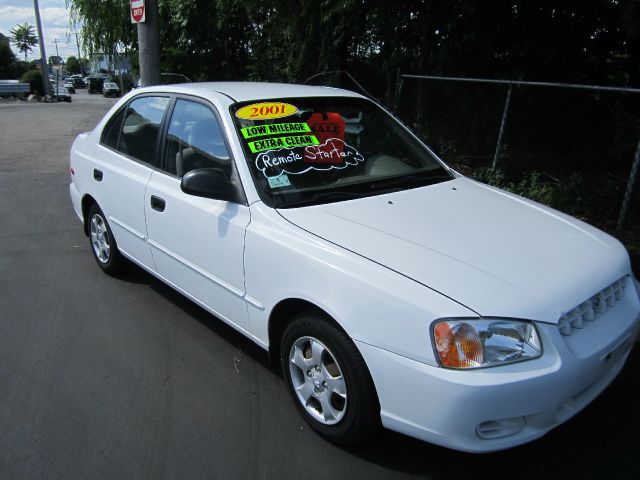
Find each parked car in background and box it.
[88,77,105,95]
[134,72,192,89]
[63,80,75,94]
[102,82,121,98]
[159,73,191,85]
[71,77,86,89]
[68,82,640,453]
[52,86,72,103]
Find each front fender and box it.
[244,203,475,366]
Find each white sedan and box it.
[69,82,640,452]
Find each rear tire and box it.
[87,204,126,275]
[281,311,380,445]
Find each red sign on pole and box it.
[131,0,145,24]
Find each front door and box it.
[144,98,252,333]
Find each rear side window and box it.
[101,108,125,148]
[102,96,170,167]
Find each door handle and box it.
[150,195,166,212]
[93,168,103,181]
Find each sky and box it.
[0,0,79,61]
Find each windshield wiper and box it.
[274,190,370,208]
[272,170,452,208]
[368,171,452,192]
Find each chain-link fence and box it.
[395,75,640,237]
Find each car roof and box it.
[137,82,364,102]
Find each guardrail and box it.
[0,82,30,96]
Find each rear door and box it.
[91,94,170,270]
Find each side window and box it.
[163,99,230,177]
[117,96,170,167]
[101,107,125,148]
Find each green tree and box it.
[158,0,253,80]
[0,32,19,78]
[20,69,44,94]
[66,55,81,74]
[9,23,39,62]
[66,0,640,92]
[67,0,135,57]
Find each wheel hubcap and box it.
[90,213,111,264]
[289,336,347,425]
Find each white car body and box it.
[69,82,640,452]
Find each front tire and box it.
[281,311,380,445]
[87,204,126,275]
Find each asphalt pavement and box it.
[1,90,639,479]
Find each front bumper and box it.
[357,284,640,452]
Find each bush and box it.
[13,60,32,79]
[20,69,45,95]
[472,167,639,274]
[472,167,584,215]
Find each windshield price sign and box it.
[131,0,145,23]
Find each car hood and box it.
[277,177,630,322]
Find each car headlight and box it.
[432,319,541,369]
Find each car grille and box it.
[558,276,628,336]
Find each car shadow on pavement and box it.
[345,347,640,478]
[112,263,640,478]
[122,263,281,376]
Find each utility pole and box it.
[71,31,84,76]
[52,38,60,58]
[53,38,62,86]
[116,48,124,91]
[33,0,52,97]
[135,0,161,86]
[52,38,60,84]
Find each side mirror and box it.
[180,168,237,202]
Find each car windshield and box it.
[230,96,452,208]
